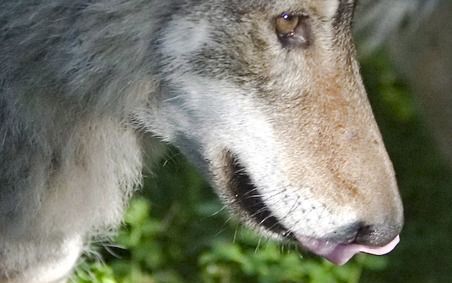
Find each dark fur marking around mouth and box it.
[226,152,293,239]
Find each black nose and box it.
[330,222,403,247]
[354,223,403,246]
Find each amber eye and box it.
[275,12,311,48]
[275,13,300,37]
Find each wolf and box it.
[0,1,404,282]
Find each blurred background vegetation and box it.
[73,51,452,283]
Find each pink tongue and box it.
[298,235,400,265]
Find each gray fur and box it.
[1,1,162,281]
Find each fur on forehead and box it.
[228,0,347,19]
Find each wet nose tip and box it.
[354,222,403,247]
[331,221,403,247]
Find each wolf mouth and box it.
[224,151,294,239]
[223,151,400,265]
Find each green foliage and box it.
[73,157,386,283]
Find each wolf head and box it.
[136,0,403,265]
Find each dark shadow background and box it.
[360,53,452,283]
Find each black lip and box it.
[225,152,294,239]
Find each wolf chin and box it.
[0,1,404,282]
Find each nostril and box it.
[328,222,363,244]
[354,224,374,244]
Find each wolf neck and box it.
[0,104,145,238]
[0,0,177,238]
